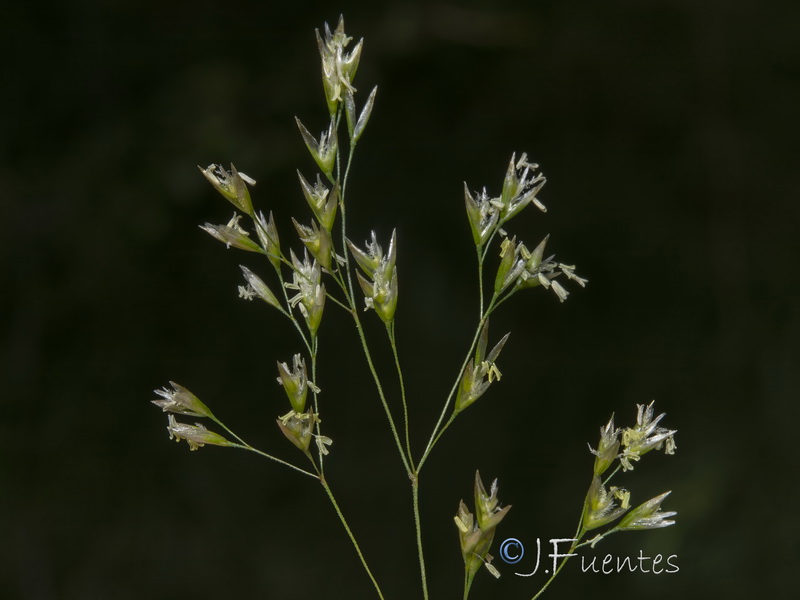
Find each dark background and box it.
[3,0,798,599]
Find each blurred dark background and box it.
[3,0,798,598]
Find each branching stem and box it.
[320,475,387,600]
[388,321,414,470]
[412,478,429,600]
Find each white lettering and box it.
[549,539,578,575]
[515,537,542,577]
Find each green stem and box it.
[325,289,352,312]
[330,264,356,308]
[418,296,497,473]
[339,133,361,310]
[418,226,504,473]
[273,268,314,356]
[602,464,622,487]
[418,413,455,472]
[412,478,429,600]
[342,140,356,198]
[490,288,516,313]
[388,321,414,470]
[337,140,411,476]
[479,226,501,264]
[320,475,386,600]
[352,309,413,475]
[575,529,617,550]
[339,145,358,310]
[477,245,484,318]
[227,442,318,479]
[311,335,325,472]
[530,482,593,599]
[463,569,476,600]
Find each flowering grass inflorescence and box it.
[152,16,677,600]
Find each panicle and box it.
[200,214,264,254]
[316,16,363,114]
[255,211,281,269]
[499,152,547,221]
[582,476,629,531]
[619,401,677,471]
[590,415,620,476]
[239,265,281,309]
[152,382,213,418]
[614,492,677,531]
[454,471,510,579]
[298,171,339,232]
[454,321,510,413]
[464,185,499,247]
[277,353,312,414]
[198,163,255,216]
[344,86,378,142]
[277,409,320,455]
[166,415,231,451]
[296,117,339,176]
[293,217,334,270]
[285,250,326,336]
[348,230,399,323]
